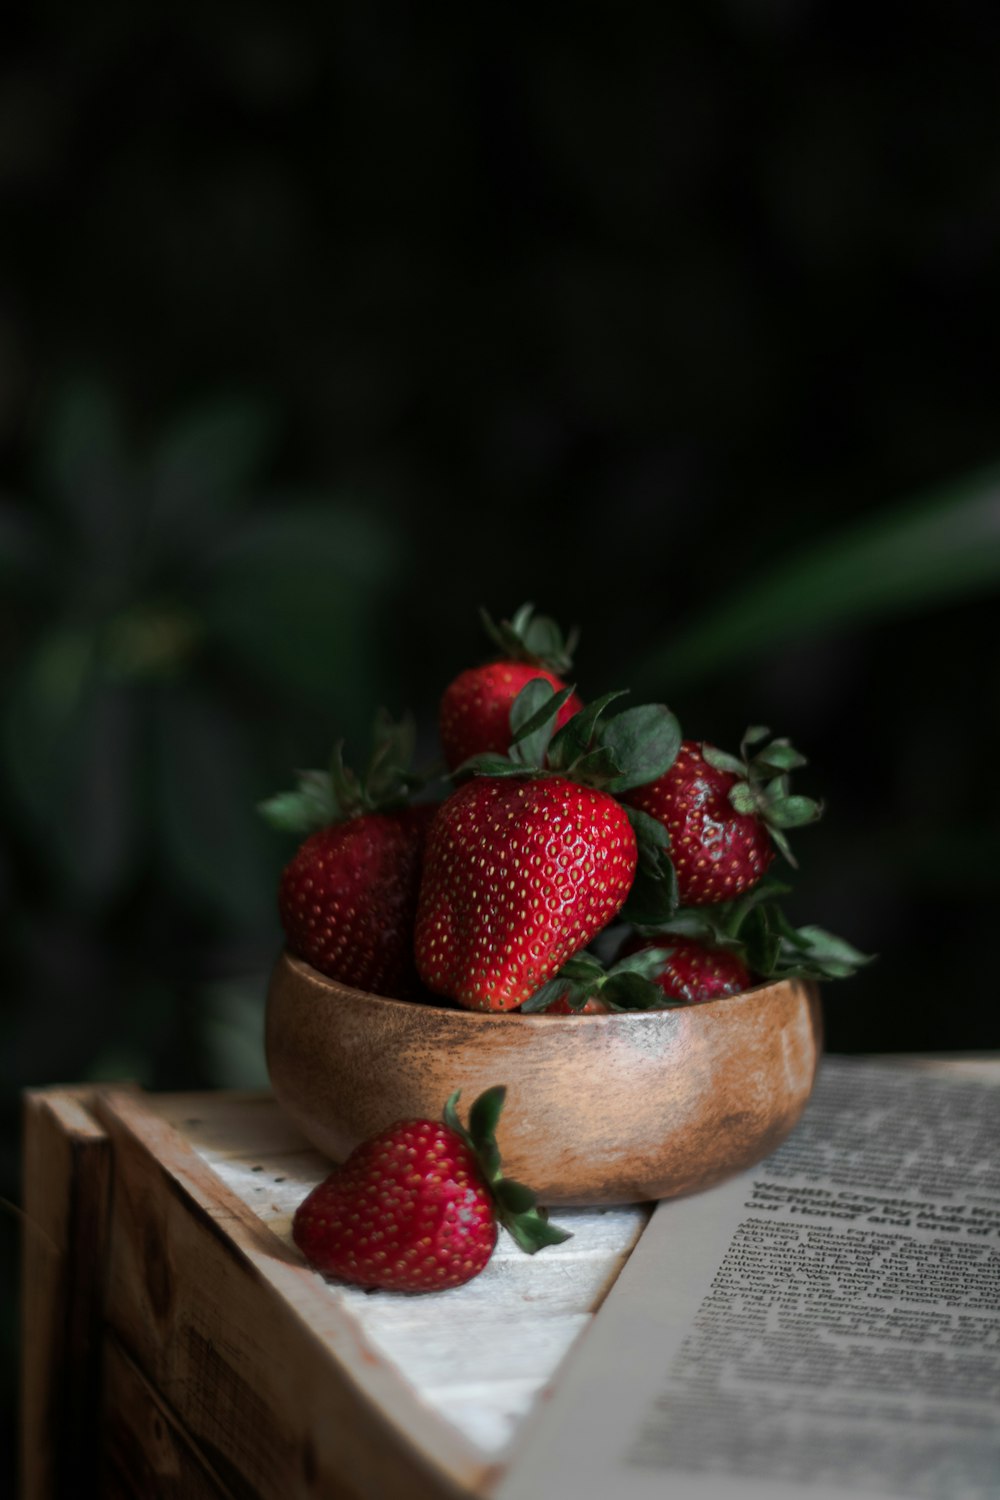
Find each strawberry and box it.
[441,661,583,771]
[260,714,436,999]
[621,934,752,1003]
[277,805,435,999]
[416,777,636,1010]
[416,681,682,1010]
[439,604,584,770]
[293,1086,569,1292]
[544,992,606,1015]
[623,728,822,908]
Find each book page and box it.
[498,1057,1000,1500]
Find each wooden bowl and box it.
[265,951,822,1206]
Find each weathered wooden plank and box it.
[20,1090,112,1500]
[153,1092,314,1159]
[101,1334,232,1499]
[93,1089,492,1500]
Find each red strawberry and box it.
[544,991,607,1015]
[293,1086,569,1292]
[417,684,681,1011]
[278,804,435,999]
[293,1108,496,1290]
[415,776,637,1011]
[623,730,821,907]
[441,661,583,771]
[439,604,583,771]
[622,935,752,1003]
[260,715,436,999]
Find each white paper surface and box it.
[498,1056,1000,1500]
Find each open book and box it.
[498,1056,1000,1500]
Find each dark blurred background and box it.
[4,0,1000,1472]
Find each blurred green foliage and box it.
[3,381,401,1090]
[636,470,1000,690]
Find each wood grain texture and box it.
[266,952,823,1203]
[20,1090,112,1500]
[102,1335,232,1499]
[92,1088,491,1500]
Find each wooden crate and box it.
[20,1086,650,1500]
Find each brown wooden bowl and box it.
[265,950,822,1206]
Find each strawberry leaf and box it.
[741,905,783,975]
[509,678,560,740]
[728,781,758,816]
[548,689,629,770]
[568,746,624,781]
[625,804,671,860]
[365,709,417,802]
[560,953,605,984]
[601,972,664,1010]
[455,753,532,779]
[621,854,679,926]
[742,725,771,754]
[260,710,429,833]
[609,945,674,979]
[502,1206,573,1253]
[521,978,573,1013]
[778,923,875,977]
[258,769,337,833]
[493,1178,537,1214]
[480,602,578,676]
[701,745,746,777]
[767,825,798,867]
[753,740,808,772]
[632,907,721,943]
[328,740,363,818]
[509,603,534,637]
[765,794,824,829]
[623,804,678,925]
[598,704,681,792]
[442,1089,465,1139]
[723,876,793,934]
[448,1085,573,1254]
[522,614,565,663]
[469,1084,507,1148]
[509,679,576,767]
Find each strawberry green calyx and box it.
[456,679,682,795]
[632,877,874,983]
[442,1086,571,1253]
[480,602,579,677]
[620,805,680,926]
[521,947,681,1014]
[701,726,823,868]
[259,711,431,833]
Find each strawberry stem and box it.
[442,1088,572,1253]
[479,602,579,677]
[259,711,436,833]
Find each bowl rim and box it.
[275,950,812,1025]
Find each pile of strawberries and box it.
[262,604,868,1017]
[264,605,870,1293]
